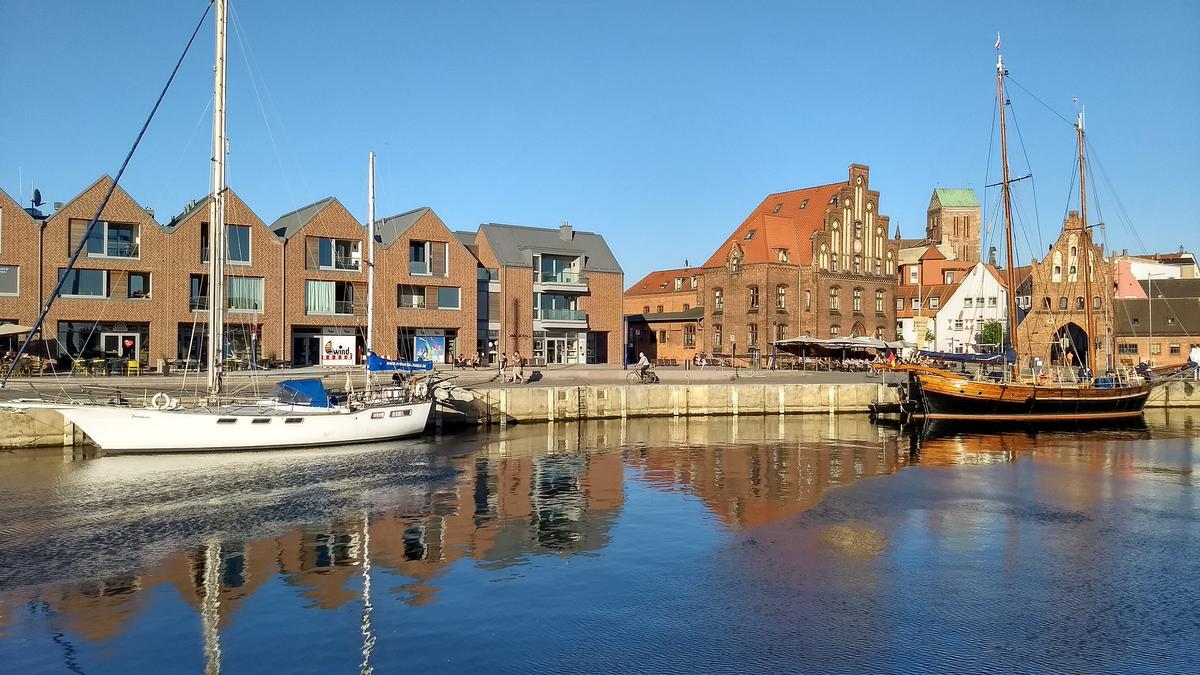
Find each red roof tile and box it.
[701,182,846,268]
[625,267,696,297]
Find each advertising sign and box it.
[320,335,356,366]
[414,336,445,364]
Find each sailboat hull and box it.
[48,400,433,453]
[909,373,1151,422]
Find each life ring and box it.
[151,392,170,409]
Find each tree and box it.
[981,320,1004,349]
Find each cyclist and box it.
[635,351,651,382]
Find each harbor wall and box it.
[1145,379,1200,409]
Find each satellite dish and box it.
[31,188,43,207]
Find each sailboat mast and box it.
[996,51,1020,378]
[206,0,228,398]
[366,152,376,356]
[1077,109,1098,374]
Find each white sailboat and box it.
[1,0,432,453]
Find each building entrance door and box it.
[101,333,139,361]
[546,338,565,364]
[292,336,321,367]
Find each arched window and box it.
[830,324,840,337]
[1052,251,1063,282]
[748,323,758,346]
[1043,297,1052,310]
[776,284,787,310]
[886,251,895,275]
[748,286,759,309]
[1075,296,1085,310]
[1059,296,1068,310]
[775,323,787,342]
[1093,296,1101,309]
[713,287,723,311]
[853,256,862,274]
[805,290,812,310]
[819,244,829,270]
[875,289,885,313]
[829,287,840,311]
[852,288,863,312]
[713,323,722,348]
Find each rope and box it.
[3,0,215,388]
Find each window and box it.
[319,237,361,271]
[656,305,664,313]
[659,330,668,344]
[965,298,973,308]
[777,249,790,263]
[831,255,839,273]
[128,272,151,299]
[1059,297,1068,310]
[988,297,997,308]
[805,290,811,310]
[59,268,107,297]
[909,267,918,284]
[748,286,759,310]
[1150,343,1161,355]
[189,274,208,310]
[682,303,690,311]
[1118,343,1138,355]
[1075,296,1085,310]
[874,259,881,275]
[744,229,756,240]
[976,297,984,307]
[896,298,904,311]
[642,305,650,313]
[227,225,251,264]
[674,278,683,290]
[775,323,787,341]
[954,319,964,330]
[690,276,698,289]
[911,298,921,310]
[1167,317,1176,325]
[0,265,17,296]
[776,285,786,310]
[886,253,894,275]
[81,220,139,259]
[714,323,722,348]
[830,324,840,337]
[1170,344,1181,355]
[713,288,723,311]
[1093,296,1101,309]
[227,277,264,311]
[852,288,863,312]
[306,280,355,315]
[398,284,426,308]
[853,256,861,274]
[854,222,863,239]
[748,323,758,346]
[409,241,430,275]
[929,297,939,310]
[829,287,840,311]
[944,271,955,285]
[684,324,696,347]
[1043,297,1052,310]
[772,203,783,214]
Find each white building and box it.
[935,262,1009,353]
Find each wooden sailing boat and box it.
[1,0,433,452]
[904,48,1152,423]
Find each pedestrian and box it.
[512,352,526,384]
[499,353,508,378]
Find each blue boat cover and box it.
[915,347,1017,364]
[271,378,331,408]
[367,351,433,372]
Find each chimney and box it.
[559,221,573,241]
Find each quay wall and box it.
[1145,379,1200,409]
[456,382,899,426]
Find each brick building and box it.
[472,223,623,365]
[373,207,477,364]
[1112,278,1200,368]
[699,164,900,364]
[1016,210,1114,371]
[0,188,42,351]
[925,188,981,262]
[623,268,702,364]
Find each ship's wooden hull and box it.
[909,372,1151,422]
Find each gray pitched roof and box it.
[270,197,337,240]
[165,194,211,231]
[1114,297,1200,336]
[1139,277,1200,299]
[375,207,429,249]
[626,308,705,322]
[477,223,622,274]
[453,230,477,246]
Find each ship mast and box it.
[206,0,228,398]
[996,50,1020,379]
[366,151,376,357]
[1077,108,1098,376]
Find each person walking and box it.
[499,353,508,379]
[512,351,526,384]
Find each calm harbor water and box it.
[1,412,1197,673]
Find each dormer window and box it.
[777,249,790,263]
[744,230,756,240]
[800,199,808,209]
[674,277,683,290]
[772,203,783,214]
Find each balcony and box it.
[538,269,588,291]
[538,308,588,327]
[190,295,208,312]
[321,256,361,272]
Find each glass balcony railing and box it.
[335,300,355,315]
[539,270,585,284]
[189,295,208,311]
[539,309,587,321]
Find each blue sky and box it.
[2,0,1197,282]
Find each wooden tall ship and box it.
[903,48,1152,423]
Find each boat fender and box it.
[414,381,429,399]
[152,392,171,409]
[168,397,180,410]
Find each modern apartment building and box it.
[472,223,623,365]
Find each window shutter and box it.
[69,219,88,254]
[305,237,319,270]
[431,242,447,277]
[110,270,128,298]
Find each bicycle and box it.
[626,369,660,384]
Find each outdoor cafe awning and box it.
[770,336,908,356]
[0,324,33,337]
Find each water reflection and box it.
[0,411,1195,673]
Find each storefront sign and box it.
[320,335,356,366]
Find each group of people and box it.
[454,351,529,384]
